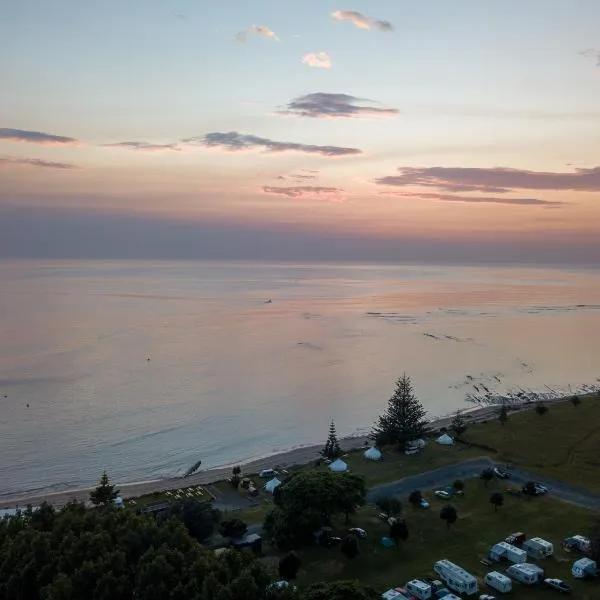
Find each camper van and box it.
[259,469,278,479]
[564,535,591,554]
[437,595,461,600]
[433,560,478,596]
[484,571,512,593]
[572,557,598,579]
[405,580,432,600]
[382,590,410,600]
[505,563,544,585]
[489,541,526,564]
[523,537,553,560]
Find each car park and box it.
[543,578,572,594]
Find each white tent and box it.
[364,447,382,461]
[436,433,454,445]
[328,458,348,472]
[264,478,282,494]
[114,496,125,509]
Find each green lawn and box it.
[287,478,599,600]
[461,395,600,493]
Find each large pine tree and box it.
[89,470,119,506]
[322,419,343,460]
[371,373,428,448]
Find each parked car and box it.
[420,498,430,509]
[522,482,548,496]
[543,578,572,594]
[493,467,511,479]
[434,490,451,499]
[348,527,367,538]
[505,487,522,497]
[505,532,527,546]
[479,596,496,600]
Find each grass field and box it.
[461,396,600,493]
[284,477,599,599]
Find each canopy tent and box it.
[364,447,382,461]
[436,433,454,445]
[264,478,282,493]
[328,458,348,472]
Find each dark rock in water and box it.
[184,459,202,478]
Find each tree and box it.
[89,471,119,506]
[480,468,494,487]
[535,401,549,416]
[389,519,409,542]
[0,500,277,600]
[490,492,504,511]
[322,419,343,460]
[165,499,220,543]
[278,552,302,580]
[371,373,428,448]
[498,402,509,426]
[302,581,380,600]
[265,471,366,548]
[375,495,402,517]
[408,490,423,507]
[440,505,458,529]
[453,480,465,493]
[450,410,467,438]
[571,395,582,407]
[220,517,248,539]
[340,534,360,559]
[231,465,242,488]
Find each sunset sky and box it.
[1,0,599,263]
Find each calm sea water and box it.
[1,260,599,500]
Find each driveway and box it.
[368,457,600,512]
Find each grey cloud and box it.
[102,141,182,152]
[0,127,77,145]
[187,131,362,157]
[262,185,342,198]
[0,156,79,169]
[234,25,279,42]
[277,92,399,119]
[375,166,600,193]
[380,191,564,208]
[331,10,394,31]
[276,171,319,182]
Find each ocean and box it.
[1,259,599,501]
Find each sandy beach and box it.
[3,394,592,509]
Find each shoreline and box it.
[3,392,594,509]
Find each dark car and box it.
[543,578,572,594]
[522,481,548,496]
[493,467,511,479]
[505,532,527,546]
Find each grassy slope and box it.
[461,396,600,493]
[292,478,599,599]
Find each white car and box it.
[479,595,496,600]
[348,527,367,538]
[434,490,451,499]
[420,498,430,509]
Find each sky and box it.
[1,0,599,264]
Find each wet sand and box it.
[3,394,589,509]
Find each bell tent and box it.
[436,433,454,445]
[328,458,348,472]
[364,447,382,461]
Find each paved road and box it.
[246,457,600,534]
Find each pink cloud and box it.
[301,52,332,69]
[262,185,343,200]
[331,10,394,31]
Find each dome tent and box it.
[328,458,348,472]
[436,433,454,445]
[364,446,382,461]
[264,477,282,493]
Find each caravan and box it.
[489,541,527,564]
[433,560,478,596]
[484,571,512,593]
[505,563,544,585]
[572,557,598,579]
[523,537,554,559]
[404,580,432,600]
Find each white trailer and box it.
[484,571,513,593]
[505,563,544,585]
[572,558,598,579]
[433,560,478,596]
[489,541,527,563]
[523,537,553,559]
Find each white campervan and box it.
[572,558,598,579]
[405,580,432,600]
[433,560,478,596]
[484,571,512,593]
[489,541,526,564]
[523,537,553,559]
[505,563,543,585]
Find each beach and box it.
[4,393,591,509]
